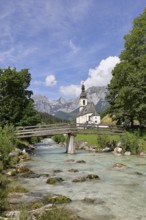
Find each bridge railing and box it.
[16,123,69,136]
[16,123,125,138]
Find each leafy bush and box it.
[53,134,66,144]
[0,124,17,167]
[121,133,142,154]
[30,136,40,144]
[97,135,117,149]
[97,135,110,148]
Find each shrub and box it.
[0,124,17,167]
[121,133,141,154]
[97,135,110,148]
[53,134,66,144]
[30,136,40,144]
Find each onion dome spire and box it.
[80,84,87,99]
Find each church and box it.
[76,85,101,125]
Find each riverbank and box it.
[1,143,84,220]
[75,132,146,155]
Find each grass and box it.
[75,133,122,147]
[38,208,81,220]
[75,133,98,146]
[75,131,146,153]
[19,207,81,220]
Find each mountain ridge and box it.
[32,86,108,120]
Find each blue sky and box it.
[0,0,145,100]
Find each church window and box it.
[83,100,85,105]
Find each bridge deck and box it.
[16,123,124,138]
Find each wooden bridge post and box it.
[66,133,75,154]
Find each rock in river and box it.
[76,160,86,163]
[68,169,79,173]
[113,163,126,168]
[46,177,64,184]
[72,174,100,183]
[44,194,71,204]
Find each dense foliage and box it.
[0,67,40,126]
[0,124,17,167]
[53,134,66,144]
[39,112,67,124]
[0,125,18,215]
[107,8,146,127]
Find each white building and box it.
[76,85,101,125]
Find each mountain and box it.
[32,86,108,120]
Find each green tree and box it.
[107,8,146,127]
[0,67,40,126]
[39,112,67,124]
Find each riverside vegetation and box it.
[0,125,82,220]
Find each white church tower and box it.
[76,84,101,125]
[79,84,87,112]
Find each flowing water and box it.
[20,139,146,220]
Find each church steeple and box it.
[79,84,87,112]
[80,84,86,99]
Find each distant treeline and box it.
[38,112,68,124]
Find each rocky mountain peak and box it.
[32,86,108,120]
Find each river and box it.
[20,138,146,220]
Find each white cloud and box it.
[60,56,120,97]
[60,84,81,97]
[84,56,120,88]
[45,74,57,87]
[69,40,80,54]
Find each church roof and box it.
[80,84,87,99]
[77,102,100,117]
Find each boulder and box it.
[53,169,62,173]
[5,169,17,176]
[114,147,123,154]
[44,194,71,204]
[66,159,75,162]
[16,165,33,174]
[124,151,131,156]
[76,160,86,163]
[113,163,126,168]
[73,174,100,182]
[68,169,78,173]
[20,173,41,178]
[102,147,111,152]
[46,177,64,184]
[139,152,146,156]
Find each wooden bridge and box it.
[16,123,124,154]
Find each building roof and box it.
[77,102,100,117]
